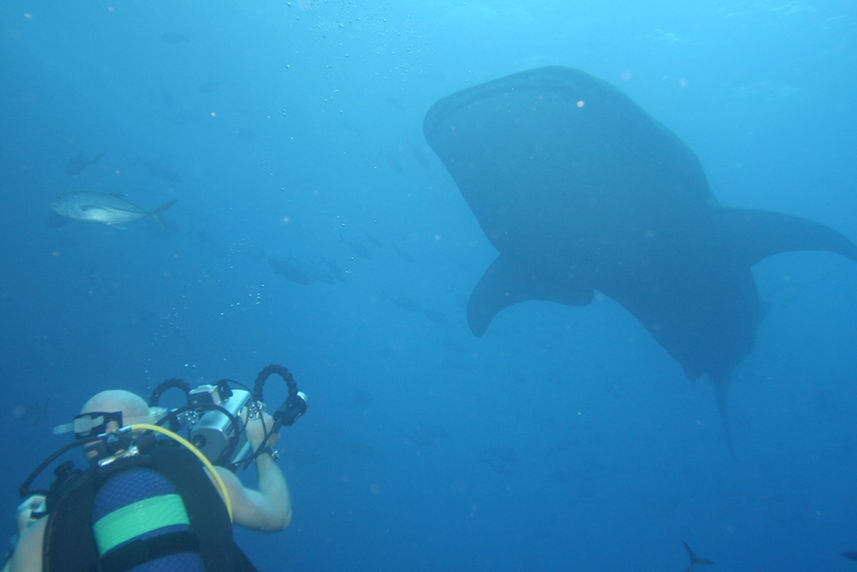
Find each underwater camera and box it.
[149,364,307,470]
[186,383,253,469]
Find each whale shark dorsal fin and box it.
[683,541,715,569]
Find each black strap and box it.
[99,531,200,572]
[147,443,239,571]
[42,469,100,572]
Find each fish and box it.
[198,79,224,93]
[843,551,857,561]
[392,242,415,263]
[50,192,177,227]
[340,441,375,458]
[268,256,335,285]
[321,255,348,282]
[481,445,520,476]
[405,424,448,447]
[160,31,188,44]
[682,541,715,571]
[384,294,448,324]
[64,151,104,176]
[338,231,373,260]
[423,67,857,452]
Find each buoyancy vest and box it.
[41,440,256,572]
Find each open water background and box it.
[1,1,856,570]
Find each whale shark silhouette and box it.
[424,67,857,452]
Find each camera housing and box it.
[186,384,251,467]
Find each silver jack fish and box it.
[50,192,177,227]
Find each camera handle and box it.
[148,378,191,407]
[252,364,308,432]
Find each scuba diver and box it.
[3,364,307,572]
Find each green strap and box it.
[93,493,190,554]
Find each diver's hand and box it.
[244,405,280,451]
[15,496,45,534]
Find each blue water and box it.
[2,1,856,570]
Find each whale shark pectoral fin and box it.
[467,254,593,337]
[715,207,857,266]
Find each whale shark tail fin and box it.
[683,541,715,571]
[711,373,736,458]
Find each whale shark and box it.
[423,67,857,451]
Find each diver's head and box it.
[53,390,160,441]
[81,390,153,425]
[69,390,159,459]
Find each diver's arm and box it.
[213,409,292,531]
[215,453,291,531]
[256,450,292,527]
[6,518,45,572]
[5,496,46,572]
